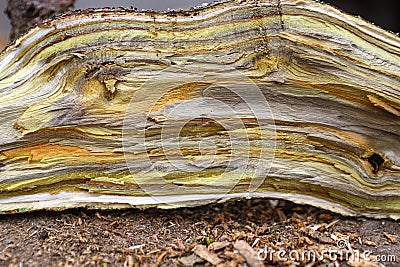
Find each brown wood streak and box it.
[0,0,399,218]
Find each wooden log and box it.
[0,0,399,218]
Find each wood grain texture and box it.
[0,0,399,218]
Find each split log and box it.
[0,0,399,218]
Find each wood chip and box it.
[193,245,223,265]
[318,213,333,221]
[325,219,340,229]
[224,250,245,264]
[176,240,185,251]
[383,232,397,243]
[209,241,231,251]
[178,254,204,267]
[156,251,167,264]
[233,240,264,267]
[127,255,134,267]
[77,234,87,243]
[303,236,314,245]
[364,240,377,246]
[276,208,287,222]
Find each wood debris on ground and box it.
[0,199,399,266]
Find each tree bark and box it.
[5,0,75,41]
[0,0,399,218]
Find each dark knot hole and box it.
[25,4,37,18]
[367,153,384,174]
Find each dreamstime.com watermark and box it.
[122,63,276,205]
[257,239,397,263]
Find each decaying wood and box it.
[0,0,399,218]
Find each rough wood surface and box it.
[0,0,399,218]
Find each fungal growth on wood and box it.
[0,0,399,219]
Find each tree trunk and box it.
[5,0,75,41]
[0,0,399,218]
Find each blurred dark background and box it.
[326,0,399,33]
[1,0,399,49]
